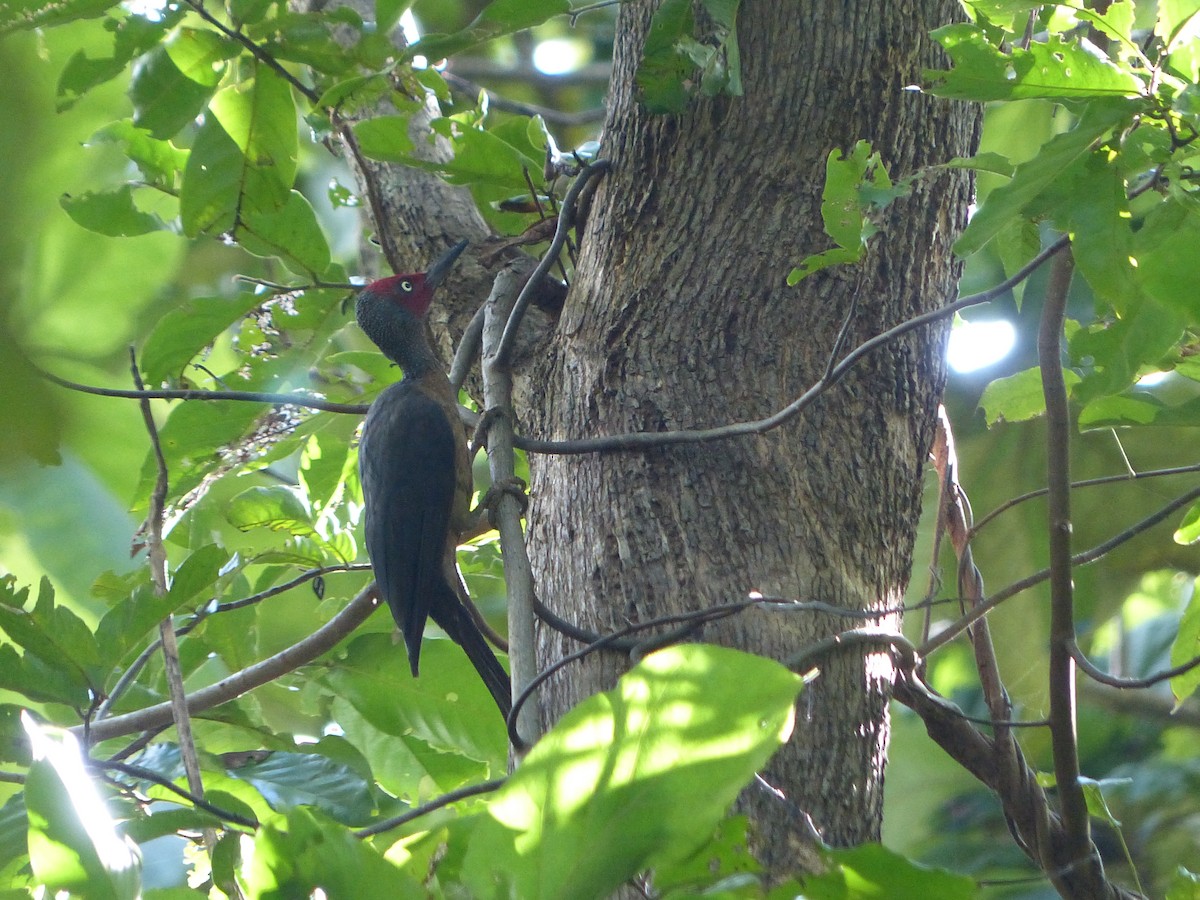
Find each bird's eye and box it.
[400,280,412,292]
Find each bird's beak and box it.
[423,239,469,290]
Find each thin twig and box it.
[38,366,368,415]
[1068,640,1200,689]
[495,159,612,368]
[515,235,1072,455]
[355,777,506,838]
[920,484,1200,656]
[970,462,1200,537]
[129,350,208,817]
[213,563,369,614]
[97,759,259,829]
[181,0,320,104]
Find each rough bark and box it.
[524,0,979,871]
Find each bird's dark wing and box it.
[359,379,458,676]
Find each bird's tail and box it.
[434,592,513,720]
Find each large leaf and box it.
[240,808,419,898]
[461,644,800,899]
[1131,197,1200,320]
[228,751,375,825]
[180,65,298,237]
[799,843,975,899]
[927,23,1143,101]
[140,292,265,385]
[954,100,1136,255]
[60,186,166,237]
[979,366,1081,425]
[130,28,232,139]
[323,633,508,771]
[406,0,569,63]
[23,717,140,900]
[0,577,100,705]
[238,190,333,277]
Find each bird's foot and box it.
[481,477,529,527]
[469,406,507,458]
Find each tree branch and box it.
[481,268,539,747]
[181,0,320,104]
[75,586,379,744]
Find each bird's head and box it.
[356,239,469,321]
[355,240,468,369]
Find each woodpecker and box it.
[355,240,512,718]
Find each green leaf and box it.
[1070,297,1184,403]
[374,0,411,34]
[1077,393,1164,428]
[1169,579,1200,704]
[324,633,508,770]
[1132,198,1200,320]
[1167,866,1200,900]
[24,717,141,900]
[788,142,901,284]
[420,119,543,192]
[636,0,694,113]
[130,29,231,139]
[959,1,1045,33]
[93,583,176,676]
[180,66,299,237]
[0,0,117,33]
[227,485,316,536]
[90,120,189,190]
[1068,152,1141,313]
[56,12,177,110]
[1176,504,1200,546]
[351,114,414,162]
[636,0,742,113]
[238,190,333,276]
[955,100,1135,255]
[180,111,247,237]
[167,543,231,608]
[461,644,799,900]
[407,0,570,63]
[135,400,268,504]
[800,843,975,899]
[227,752,375,825]
[927,23,1143,101]
[979,366,1081,425]
[1158,0,1200,50]
[0,577,100,698]
[241,808,419,899]
[140,292,265,385]
[60,187,165,237]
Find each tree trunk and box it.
[525,0,979,871]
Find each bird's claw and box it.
[481,477,529,526]
[469,406,507,458]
